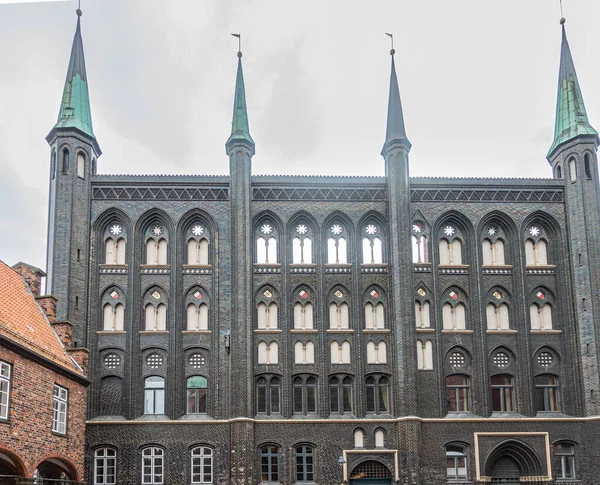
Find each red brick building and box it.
[0,261,88,484]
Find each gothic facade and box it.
[43,12,600,485]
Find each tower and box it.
[547,20,600,415]
[225,47,256,484]
[45,10,100,347]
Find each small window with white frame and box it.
[555,442,576,480]
[0,361,11,420]
[94,447,117,485]
[190,446,213,484]
[446,444,468,481]
[142,447,164,484]
[52,384,68,434]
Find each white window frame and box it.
[94,447,117,485]
[190,446,213,484]
[142,447,164,484]
[52,384,68,434]
[0,361,11,420]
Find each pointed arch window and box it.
[144,289,167,331]
[361,222,383,264]
[256,220,279,264]
[105,237,126,265]
[77,152,85,179]
[62,149,69,174]
[525,225,548,265]
[556,164,563,179]
[186,222,210,265]
[293,375,317,415]
[365,375,390,414]
[256,375,280,415]
[486,303,510,330]
[438,224,463,265]
[51,151,57,179]
[329,376,353,414]
[293,299,314,330]
[482,225,506,265]
[330,341,351,364]
[417,340,433,370]
[366,341,387,364]
[295,341,315,364]
[145,224,168,265]
[412,222,428,263]
[415,301,431,328]
[103,303,124,331]
[442,303,466,330]
[292,221,313,264]
[326,222,348,264]
[258,341,279,364]
[186,288,209,331]
[257,302,278,330]
[530,303,553,330]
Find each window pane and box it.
[307,386,316,413]
[330,384,339,413]
[257,385,266,413]
[379,385,389,413]
[366,385,375,412]
[293,386,303,413]
[271,384,280,414]
[342,384,352,413]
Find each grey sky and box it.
[0,0,599,270]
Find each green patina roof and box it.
[382,54,410,155]
[53,17,95,140]
[548,25,598,158]
[226,55,254,148]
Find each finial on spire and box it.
[385,32,395,56]
[559,0,565,24]
[76,0,82,17]
[231,33,242,57]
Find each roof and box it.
[226,54,254,151]
[0,261,83,375]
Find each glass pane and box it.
[155,389,165,414]
[503,388,514,412]
[197,389,207,413]
[271,385,280,413]
[187,376,207,388]
[330,385,339,413]
[307,387,316,413]
[379,385,389,413]
[187,390,197,414]
[343,385,352,412]
[293,387,303,413]
[491,388,501,411]
[366,385,375,412]
[257,386,266,413]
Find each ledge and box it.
[139,331,169,335]
[363,329,390,334]
[254,329,283,334]
[486,329,518,334]
[416,328,435,333]
[182,330,211,335]
[97,331,126,335]
[326,329,355,334]
[290,329,318,334]
[530,329,562,334]
[442,330,473,334]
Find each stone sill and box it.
[481,264,513,269]
[525,264,557,269]
[254,329,283,334]
[139,331,169,335]
[326,329,354,334]
[182,264,212,269]
[140,265,170,269]
[530,329,562,334]
[99,264,127,268]
[97,331,126,335]
[442,330,473,334]
[486,329,518,334]
[182,330,211,335]
[416,328,435,333]
[363,329,390,334]
[290,329,318,334]
[439,265,470,269]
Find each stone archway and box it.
[33,458,77,483]
[484,439,544,484]
[349,460,393,485]
[0,448,26,484]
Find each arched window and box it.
[256,221,278,264]
[490,374,515,412]
[190,446,212,484]
[187,303,208,331]
[486,303,510,330]
[330,341,351,364]
[353,428,365,448]
[145,223,168,265]
[295,445,315,482]
[556,164,563,179]
[294,302,314,330]
[256,376,280,415]
[482,239,505,266]
[329,376,353,414]
[62,149,69,174]
[534,374,559,412]
[525,224,548,265]
[51,151,57,179]
[144,377,165,415]
[187,376,207,414]
[258,341,278,365]
[260,445,280,483]
[361,222,383,264]
[145,303,167,331]
[186,222,210,265]
[438,224,463,265]
[555,443,576,480]
[103,303,124,331]
[530,303,553,330]
[569,158,577,181]
[329,302,349,329]
[446,445,468,481]
[585,153,592,179]
[446,375,470,412]
[293,375,317,415]
[417,340,433,370]
[295,341,315,364]
[374,429,385,448]
[77,153,85,179]
[366,341,387,364]
[365,375,390,414]
[442,303,466,330]
[412,222,428,263]
[142,447,164,484]
[365,302,385,329]
[292,221,313,264]
[105,237,126,264]
[257,302,278,330]
[326,222,348,264]
[94,448,117,485]
[415,301,431,328]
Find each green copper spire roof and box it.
[52,15,95,140]
[226,53,254,150]
[382,53,411,155]
[548,23,598,158]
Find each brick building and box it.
[40,9,600,485]
[0,261,88,484]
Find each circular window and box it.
[493,352,510,368]
[449,352,465,367]
[189,353,206,369]
[104,353,121,369]
[146,353,163,369]
[538,352,553,367]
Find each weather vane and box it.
[231,33,242,57]
[385,32,395,56]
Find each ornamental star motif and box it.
[487,226,498,236]
[412,223,423,233]
[261,224,273,235]
[192,225,204,236]
[110,224,123,236]
[443,226,456,236]
[296,224,308,235]
[331,224,343,235]
[151,225,164,236]
[366,224,378,235]
[529,226,541,237]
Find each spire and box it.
[226,50,254,153]
[548,21,598,158]
[49,11,96,143]
[381,50,411,156]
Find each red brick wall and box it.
[0,345,87,482]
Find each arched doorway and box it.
[0,449,26,484]
[349,460,393,484]
[484,439,544,484]
[34,458,77,483]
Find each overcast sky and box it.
[0,0,599,271]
